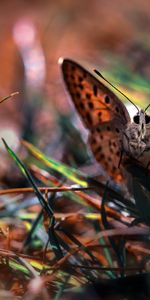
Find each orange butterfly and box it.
[59,58,150,183]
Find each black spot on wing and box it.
[105,95,110,104]
[93,84,97,97]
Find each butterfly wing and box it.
[60,58,131,181]
[89,121,125,182]
[60,59,130,128]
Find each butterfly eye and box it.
[133,115,140,124]
[145,115,150,124]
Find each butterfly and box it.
[59,58,150,183]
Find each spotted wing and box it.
[60,58,130,129]
[60,58,130,182]
[89,120,125,182]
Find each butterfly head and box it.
[133,111,150,125]
[133,107,150,139]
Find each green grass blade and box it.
[22,140,87,187]
[2,138,53,217]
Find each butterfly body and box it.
[60,58,150,182]
[122,110,150,167]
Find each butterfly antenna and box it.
[144,104,150,112]
[94,69,139,113]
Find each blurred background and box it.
[0,0,150,179]
[0,2,150,298]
